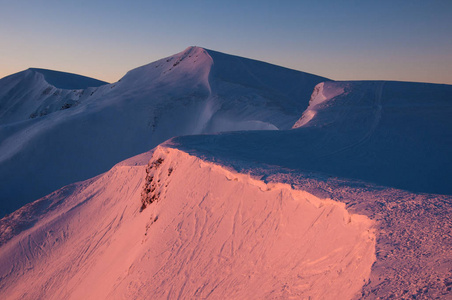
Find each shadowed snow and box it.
[0,47,327,214]
[171,80,452,195]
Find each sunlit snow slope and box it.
[0,146,375,300]
[0,47,328,214]
[162,79,452,298]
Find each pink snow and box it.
[0,147,375,299]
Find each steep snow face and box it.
[0,147,375,299]
[0,69,107,124]
[0,47,327,214]
[205,48,331,130]
[171,81,452,195]
[293,81,345,128]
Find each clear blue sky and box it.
[1,0,451,84]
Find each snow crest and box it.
[293,82,345,128]
[0,146,375,299]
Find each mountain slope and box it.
[160,79,452,297]
[2,137,450,298]
[0,147,375,299]
[171,80,452,195]
[0,46,329,214]
[1,49,451,299]
[28,68,108,90]
[0,68,107,125]
[204,48,328,130]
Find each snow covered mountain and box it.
[0,46,328,214]
[172,80,452,195]
[0,68,107,125]
[0,47,451,299]
[163,79,452,298]
[0,147,376,299]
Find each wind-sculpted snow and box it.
[293,81,345,128]
[29,68,108,90]
[0,69,107,125]
[166,131,452,298]
[0,46,327,214]
[0,147,375,299]
[206,49,330,129]
[171,80,452,195]
[160,80,452,298]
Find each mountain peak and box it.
[118,46,213,91]
[0,46,328,212]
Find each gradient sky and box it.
[1,0,451,84]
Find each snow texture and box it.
[0,46,451,299]
[0,147,375,299]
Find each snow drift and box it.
[0,146,375,299]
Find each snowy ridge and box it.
[28,68,107,90]
[1,47,451,299]
[166,132,452,298]
[0,46,327,214]
[0,146,375,299]
[172,80,452,195]
[0,68,107,125]
[118,46,213,93]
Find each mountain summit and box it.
[0,47,328,214]
[0,47,451,299]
